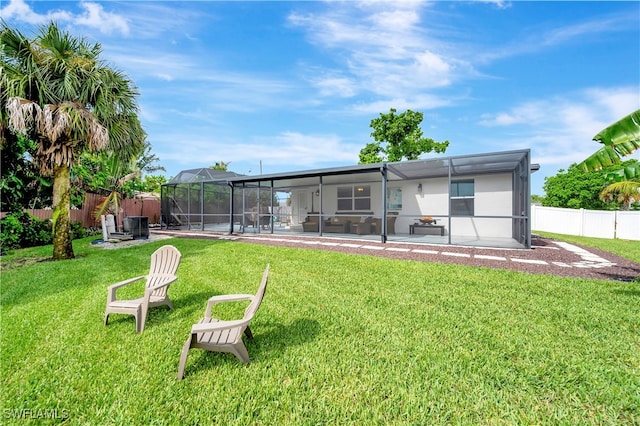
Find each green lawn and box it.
[1,236,638,424]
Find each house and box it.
[161,149,536,249]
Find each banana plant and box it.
[578,109,640,180]
[577,109,640,210]
[93,154,140,223]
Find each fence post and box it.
[579,208,585,236]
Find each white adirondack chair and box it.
[104,245,182,333]
[177,265,270,379]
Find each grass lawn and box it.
[1,236,639,424]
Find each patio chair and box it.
[104,245,182,333]
[177,264,270,380]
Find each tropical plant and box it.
[0,210,52,250]
[1,22,146,259]
[211,161,230,171]
[0,132,52,212]
[578,109,640,177]
[91,153,140,222]
[359,108,449,164]
[137,141,166,175]
[578,109,640,211]
[599,179,640,211]
[90,141,165,221]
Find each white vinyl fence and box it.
[531,205,640,241]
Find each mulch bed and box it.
[215,233,640,282]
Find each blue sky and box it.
[2,0,639,195]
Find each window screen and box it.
[451,180,474,216]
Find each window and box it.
[450,179,474,216]
[337,185,371,211]
[387,187,402,210]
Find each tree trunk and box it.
[52,165,75,260]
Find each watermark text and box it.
[3,408,70,420]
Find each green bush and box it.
[70,221,87,240]
[0,213,22,250]
[0,211,104,252]
[0,211,52,250]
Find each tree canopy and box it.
[541,162,639,210]
[1,21,146,259]
[359,108,449,164]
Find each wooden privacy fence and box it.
[3,193,161,229]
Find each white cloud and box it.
[75,2,129,35]
[473,0,512,10]
[288,1,467,104]
[157,131,359,169]
[313,75,358,98]
[0,0,72,24]
[0,0,129,35]
[475,10,637,63]
[351,94,454,115]
[477,86,640,168]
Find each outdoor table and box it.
[409,223,445,236]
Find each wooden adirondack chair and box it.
[177,265,270,380]
[104,245,182,333]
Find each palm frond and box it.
[93,191,121,221]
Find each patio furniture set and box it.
[104,245,269,380]
[302,212,398,235]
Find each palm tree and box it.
[1,22,145,259]
[599,179,640,211]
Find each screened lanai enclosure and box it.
[161,149,535,249]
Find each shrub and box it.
[0,211,52,250]
[70,221,87,240]
[0,214,23,250]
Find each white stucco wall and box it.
[292,172,514,238]
[449,173,513,238]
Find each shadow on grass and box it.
[104,291,213,331]
[0,255,52,271]
[166,291,218,320]
[184,317,321,374]
[613,288,640,297]
[598,266,640,283]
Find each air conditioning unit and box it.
[123,216,149,240]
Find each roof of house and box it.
[167,168,246,184]
[164,149,537,189]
